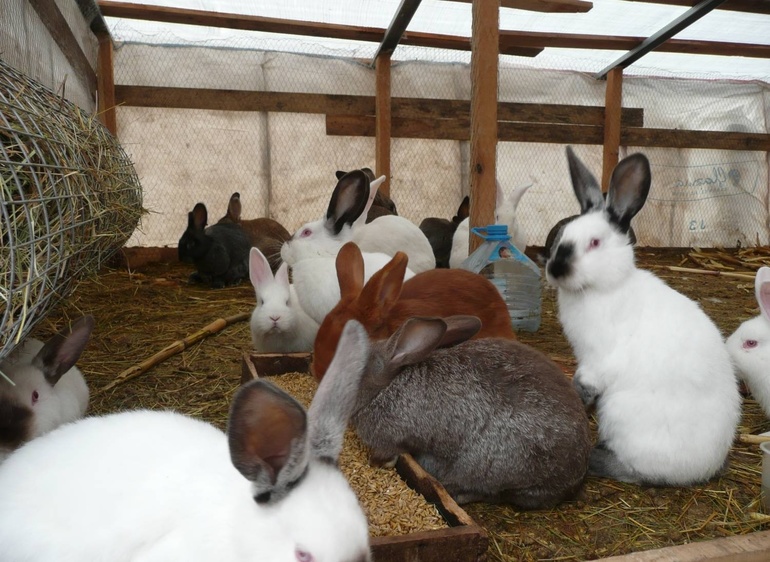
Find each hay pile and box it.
[0,58,143,362]
[25,247,770,560]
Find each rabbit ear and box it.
[228,380,309,503]
[360,167,377,182]
[307,319,370,463]
[275,262,290,288]
[755,266,770,321]
[336,242,365,299]
[249,247,273,291]
[191,203,208,230]
[454,196,470,223]
[566,146,605,215]
[226,193,242,222]
[335,170,346,180]
[605,153,651,234]
[32,315,95,386]
[359,251,408,318]
[385,317,447,371]
[437,315,482,348]
[352,174,385,230]
[326,170,369,235]
[509,183,532,210]
[496,180,505,210]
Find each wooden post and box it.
[96,31,118,135]
[601,67,623,191]
[375,52,392,197]
[468,0,500,253]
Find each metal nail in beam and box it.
[371,0,424,66]
[594,0,728,79]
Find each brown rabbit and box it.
[218,192,291,274]
[311,241,517,381]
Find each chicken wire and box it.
[110,32,769,250]
[0,58,144,362]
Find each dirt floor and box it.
[21,246,770,561]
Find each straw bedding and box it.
[19,246,770,560]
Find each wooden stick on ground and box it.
[738,433,770,445]
[96,311,250,395]
[665,266,756,281]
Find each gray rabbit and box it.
[343,315,592,509]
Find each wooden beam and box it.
[28,0,98,99]
[375,54,393,197]
[618,0,770,14]
[601,68,623,191]
[325,115,770,151]
[372,0,423,64]
[97,1,542,57]
[114,86,645,127]
[499,30,770,59]
[595,0,729,78]
[444,0,593,12]
[96,32,117,135]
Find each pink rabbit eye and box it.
[744,339,758,349]
[295,548,314,562]
[588,238,601,250]
[32,390,39,404]
[300,228,312,238]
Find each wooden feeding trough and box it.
[241,351,489,562]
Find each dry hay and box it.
[25,247,770,560]
[0,57,144,362]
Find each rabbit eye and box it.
[300,228,312,238]
[744,339,758,349]
[295,548,314,562]
[32,390,39,404]
[588,238,601,250]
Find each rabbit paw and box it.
[573,369,599,408]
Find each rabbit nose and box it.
[270,315,280,322]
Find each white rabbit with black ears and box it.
[546,146,740,487]
[0,320,372,562]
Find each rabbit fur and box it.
[178,202,252,288]
[449,181,531,269]
[545,146,740,486]
[280,169,416,325]
[249,247,319,353]
[340,315,591,508]
[311,241,517,381]
[419,196,469,269]
[0,327,372,562]
[0,316,94,464]
[336,168,397,222]
[218,192,291,274]
[727,266,770,418]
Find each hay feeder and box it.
[0,59,143,361]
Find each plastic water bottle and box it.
[460,224,542,332]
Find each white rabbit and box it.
[0,322,372,562]
[0,315,94,464]
[449,180,531,269]
[281,170,415,325]
[545,146,740,486]
[249,247,319,353]
[727,266,770,417]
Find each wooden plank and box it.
[617,0,770,15]
[96,32,117,135]
[28,0,98,99]
[327,115,770,150]
[468,0,500,254]
[499,30,770,59]
[97,1,542,57]
[114,86,645,126]
[595,529,770,561]
[601,68,623,191]
[443,0,593,12]
[370,525,487,562]
[375,54,393,197]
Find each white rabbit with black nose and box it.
[545,146,740,487]
[727,266,770,417]
[0,322,372,562]
[0,315,94,464]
